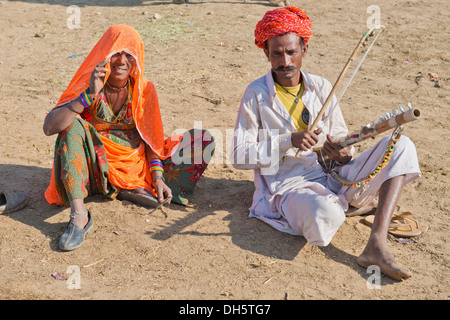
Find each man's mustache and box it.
[275,66,295,71]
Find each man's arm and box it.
[231,90,292,171]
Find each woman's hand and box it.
[153,176,173,204]
[88,59,110,98]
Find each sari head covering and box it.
[54,24,179,158]
[45,24,180,205]
[254,6,313,49]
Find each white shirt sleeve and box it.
[230,87,292,171]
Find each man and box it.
[231,7,421,280]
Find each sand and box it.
[0,0,448,300]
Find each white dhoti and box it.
[332,135,421,208]
[251,135,421,246]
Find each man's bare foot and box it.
[346,205,376,217]
[357,236,412,281]
[346,199,378,217]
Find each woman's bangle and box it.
[149,159,164,174]
[79,89,93,108]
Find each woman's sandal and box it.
[117,188,164,208]
[0,191,27,214]
[59,210,93,251]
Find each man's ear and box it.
[302,43,309,56]
[263,47,270,60]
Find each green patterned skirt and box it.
[53,118,214,206]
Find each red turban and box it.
[254,6,313,49]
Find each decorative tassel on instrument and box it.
[329,126,403,187]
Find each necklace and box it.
[277,82,303,103]
[104,81,131,123]
[105,79,129,92]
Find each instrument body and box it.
[340,108,421,147]
[314,105,421,169]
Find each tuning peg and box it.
[400,105,406,112]
[408,102,413,109]
[392,109,398,116]
[379,116,385,122]
[384,112,390,120]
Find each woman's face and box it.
[109,51,136,82]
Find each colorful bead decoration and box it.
[338,136,400,187]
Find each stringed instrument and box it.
[315,103,421,169]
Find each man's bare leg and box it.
[357,175,413,280]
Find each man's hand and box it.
[291,128,322,151]
[322,134,352,164]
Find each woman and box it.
[44,25,213,251]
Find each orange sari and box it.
[45,25,181,205]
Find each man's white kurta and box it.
[231,70,421,246]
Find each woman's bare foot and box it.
[70,199,89,229]
[71,210,89,229]
[132,188,151,196]
[357,235,412,281]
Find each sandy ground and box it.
[0,0,449,300]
